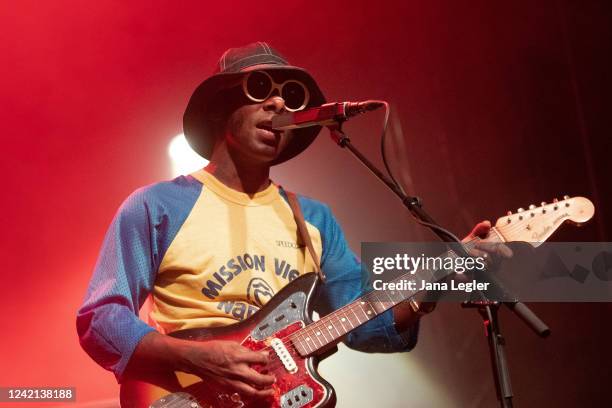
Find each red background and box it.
[1,0,611,406]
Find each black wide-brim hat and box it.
[183,42,326,165]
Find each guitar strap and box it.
[285,190,326,283]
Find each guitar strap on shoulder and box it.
[285,190,326,283]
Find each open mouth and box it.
[256,121,276,133]
[256,121,282,143]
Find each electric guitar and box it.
[120,196,594,408]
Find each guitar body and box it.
[120,273,336,408]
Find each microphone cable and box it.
[379,102,463,243]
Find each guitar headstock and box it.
[494,196,595,246]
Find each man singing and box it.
[77,42,495,404]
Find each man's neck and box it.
[205,159,271,195]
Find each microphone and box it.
[271,100,385,130]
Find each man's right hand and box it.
[125,332,276,399]
[178,340,276,399]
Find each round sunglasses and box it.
[242,71,310,112]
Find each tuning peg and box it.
[517,207,524,213]
[541,201,547,206]
[553,198,559,203]
[529,204,536,210]
[563,195,570,200]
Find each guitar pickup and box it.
[271,338,297,374]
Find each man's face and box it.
[219,71,298,165]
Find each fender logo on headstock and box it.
[496,197,594,245]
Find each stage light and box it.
[168,133,208,177]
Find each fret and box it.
[381,289,395,306]
[300,332,314,354]
[360,300,377,319]
[336,314,347,332]
[303,333,314,354]
[339,313,353,330]
[368,292,389,314]
[306,335,316,352]
[327,320,341,339]
[329,316,344,338]
[348,304,363,325]
[312,317,337,344]
[295,333,311,355]
[297,330,308,353]
[371,290,394,314]
[313,325,328,345]
[338,315,350,335]
[389,289,404,304]
[307,327,324,349]
[355,301,370,321]
[320,328,331,344]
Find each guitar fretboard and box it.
[291,228,506,356]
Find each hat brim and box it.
[183,64,326,165]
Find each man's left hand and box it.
[463,220,513,264]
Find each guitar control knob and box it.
[507,211,512,215]
[563,195,570,200]
[517,208,524,213]
[541,201,547,206]
[529,204,536,210]
[553,198,559,203]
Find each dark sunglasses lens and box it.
[282,81,307,110]
[246,72,272,100]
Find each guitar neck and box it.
[291,228,506,356]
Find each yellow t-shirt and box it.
[150,170,322,333]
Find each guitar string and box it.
[226,219,533,358]
[240,233,501,357]
[242,210,554,355]
[240,233,492,357]
[280,233,498,341]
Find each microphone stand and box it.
[327,122,550,408]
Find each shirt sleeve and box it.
[313,204,419,353]
[76,189,157,382]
